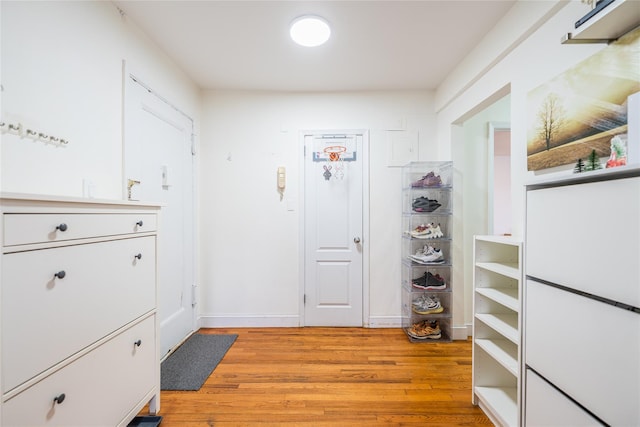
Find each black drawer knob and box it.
[55,223,68,232]
[54,271,66,279]
[136,220,143,227]
[134,339,142,347]
[53,393,66,405]
[134,253,142,260]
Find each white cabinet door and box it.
[526,177,640,308]
[3,213,157,246]
[2,316,156,427]
[525,280,640,426]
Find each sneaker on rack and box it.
[412,295,443,315]
[410,247,445,265]
[413,272,446,290]
[412,197,442,213]
[412,294,439,310]
[409,223,433,238]
[411,172,435,188]
[408,245,434,263]
[407,320,442,340]
[424,174,443,187]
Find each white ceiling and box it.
[114,0,517,92]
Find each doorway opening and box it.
[451,88,511,336]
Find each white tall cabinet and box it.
[472,235,523,427]
[0,193,161,427]
[525,166,640,426]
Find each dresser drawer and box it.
[525,279,640,426]
[2,315,156,427]
[526,177,640,307]
[1,236,156,393]
[3,213,157,247]
[525,368,600,426]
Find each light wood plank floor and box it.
[155,328,492,426]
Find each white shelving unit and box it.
[472,235,523,427]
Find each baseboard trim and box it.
[453,325,470,340]
[367,316,402,328]
[199,315,469,340]
[199,315,300,328]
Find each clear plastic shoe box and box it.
[402,161,453,189]
[401,161,454,343]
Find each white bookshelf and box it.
[472,235,523,427]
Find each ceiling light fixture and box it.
[289,15,331,47]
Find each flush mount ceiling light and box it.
[289,15,331,47]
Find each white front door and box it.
[303,132,365,326]
[124,73,196,357]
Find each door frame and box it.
[298,129,370,327]
[122,60,198,354]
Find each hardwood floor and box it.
[155,328,492,426]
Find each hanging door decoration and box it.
[312,135,357,181]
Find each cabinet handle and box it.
[134,253,142,260]
[136,220,143,227]
[55,223,68,232]
[53,393,66,405]
[134,339,142,347]
[54,270,66,279]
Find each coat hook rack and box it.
[0,121,69,145]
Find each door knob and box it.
[353,237,361,244]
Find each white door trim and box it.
[298,129,370,327]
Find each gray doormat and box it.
[161,333,237,391]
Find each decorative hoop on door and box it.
[323,145,347,162]
[312,145,356,162]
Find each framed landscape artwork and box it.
[526,27,640,171]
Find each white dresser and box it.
[524,167,640,426]
[0,193,161,427]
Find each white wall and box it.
[1,1,200,199]
[198,90,435,327]
[436,0,606,332]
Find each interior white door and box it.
[303,132,364,326]
[124,74,195,357]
